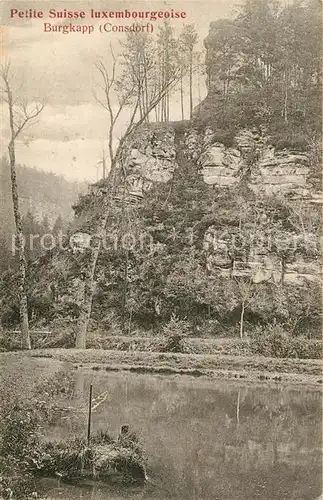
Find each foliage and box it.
[269,131,310,151]
[250,324,322,359]
[28,433,146,485]
[162,315,190,353]
[0,368,75,498]
[0,156,84,274]
[34,438,91,480]
[200,0,321,138]
[8,127,318,343]
[0,399,40,499]
[0,2,321,347]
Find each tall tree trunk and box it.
[122,249,129,331]
[161,60,165,122]
[180,70,184,121]
[138,86,143,120]
[75,168,116,348]
[127,308,133,335]
[1,65,45,350]
[197,69,201,107]
[144,58,149,123]
[236,390,240,426]
[75,240,101,349]
[239,301,245,339]
[189,53,193,119]
[283,69,288,123]
[164,49,168,122]
[284,83,288,123]
[8,129,30,349]
[157,72,161,122]
[166,92,170,122]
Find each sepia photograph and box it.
[0,0,322,498]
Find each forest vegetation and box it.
[0,1,322,498]
[0,0,321,356]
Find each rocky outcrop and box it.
[124,127,177,199]
[183,127,313,198]
[86,123,320,287]
[89,125,318,207]
[250,151,310,196]
[122,125,320,287]
[284,258,321,285]
[88,127,178,202]
[198,144,241,186]
[203,221,321,286]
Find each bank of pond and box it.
[0,359,321,500]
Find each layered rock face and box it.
[122,127,178,200]
[78,123,320,288]
[118,126,321,287]
[23,122,319,333]
[250,150,309,196]
[188,128,311,197]
[94,126,315,201]
[203,225,320,286]
[88,127,178,203]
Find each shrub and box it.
[34,438,92,480]
[172,120,192,134]
[0,371,75,498]
[163,332,185,353]
[251,324,322,359]
[0,470,36,500]
[212,130,236,147]
[0,399,41,499]
[270,132,310,151]
[162,315,190,353]
[0,330,22,351]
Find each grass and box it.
[1,333,321,389]
[10,331,318,359]
[0,347,319,387]
[85,334,239,354]
[35,432,147,485]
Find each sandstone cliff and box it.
[87,124,321,288]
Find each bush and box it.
[270,132,310,152]
[34,438,92,480]
[162,315,189,353]
[251,324,322,359]
[0,470,36,500]
[0,330,22,351]
[212,130,236,147]
[0,371,76,498]
[0,399,40,499]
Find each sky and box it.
[0,0,238,182]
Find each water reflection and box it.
[47,370,322,500]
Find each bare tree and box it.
[157,21,178,122]
[234,277,256,339]
[0,62,45,349]
[75,43,181,349]
[179,24,199,119]
[120,32,156,122]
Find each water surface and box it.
[46,370,322,500]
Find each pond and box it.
[44,368,322,500]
